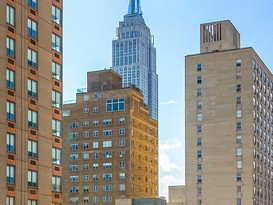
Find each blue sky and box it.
[63,0,273,198]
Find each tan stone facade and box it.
[186,20,272,204]
[167,185,185,205]
[62,70,158,205]
[0,0,63,205]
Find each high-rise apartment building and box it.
[62,69,158,205]
[112,0,158,120]
[1,0,63,205]
[186,20,272,205]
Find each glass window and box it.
[103,184,112,191]
[236,97,241,105]
[52,61,62,80]
[28,0,38,9]
[52,5,62,25]
[52,176,61,192]
[28,109,38,128]
[52,90,62,108]
[197,76,202,84]
[93,153,98,159]
[236,59,242,67]
[197,113,202,121]
[103,130,112,137]
[236,136,242,144]
[197,150,202,158]
[119,139,125,147]
[28,170,38,188]
[83,131,89,138]
[6,69,15,89]
[52,119,61,137]
[103,163,112,169]
[103,141,112,148]
[119,184,125,191]
[236,148,242,156]
[70,154,78,161]
[83,143,89,149]
[236,161,242,169]
[197,163,202,170]
[69,197,79,203]
[6,37,15,57]
[197,125,202,133]
[28,18,37,39]
[103,119,112,125]
[6,197,15,205]
[69,122,78,128]
[93,196,99,203]
[119,117,125,124]
[103,151,112,158]
[197,88,202,96]
[103,173,112,181]
[28,79,38,98]
[83,175,89,181]
[6,133,15,153]
[83,120,89,128]
[28,48,38,68]
[93,131,99,138]
[197,100,202,109]
[236,110,242,118]
[93,142,99,149]
[103,196,112,202]
[119,151,125,157]
[83,107,89,113]
[119,128,125,135]
[197,138,202,146]
[119,162,125,168]
[52,148,61,165]
[236,122,242,131]
[83,196,89,203]
[197,64,202,71]
[83,186,89,192]
[6,5,15,26]
[83,153,89,159]
[236,84,241,92]
[52,33,62,53]
[28,140,38,158]
[236,172,242,181]
[93,174,99,181]
[70,133,78,140]
[28,200,37,205]
[70,186,78,193]
[70,176,78,182]
[6,165,15,184]
[93,120,99,126]
[197,175,202,183]
[6,101,15,121]
[106,98,125,112]
[119,173,125,179]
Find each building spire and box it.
[128,0,142,15]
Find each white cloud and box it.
[161,100,179,105]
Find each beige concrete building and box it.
[0,0,63,205]
[115,197,166,205]
[62,69,158,205]
[167,185,185,205]
[186,20,272,205]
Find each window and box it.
[6,197,15,205]
[93,152,99,159]
[63,110,71,116]
[70,176,78,182]
[197,125,202,133]
[119,184,125,191]
[70,186,79,193]
[119,162,125,168]
[52,5,62,25]
[236,97,241,105]
[28,140,38,158]
[83,107,89,113]
[83,153,89,160]
[93,185,99,193]
[236,148,242,156]
[236,172,242,181]
[6,37,15,57]
[236,136,242,144]
[52,148,61,165]
[93,131,99,138]
[93,163,98,169]
[6,101,15,121]
[103,130,112,137]
[197,100,202,109]
[119,151,125,157]
[83,197,89,204]
[197,187,202,195]
[106,98,125,112]
[28,0,38,9]
[28,200,37,205]
[197,163,202,171]
[236,122,242,131]
[93,106,99,112]
[237,161,242,169]
[93,142,99,149]
[52,176,61,192]
[28,170,38,188]
[103,152,112,158]
[119,128,125,136]
[52,119,61,136]
[6,5,15,26]
[236,72,241,79]
[83,120,89,128]
[119,173,125,179]
[83,95,89,101]
[197,150,202,158]
[83,131,89,138]
[103,163,112,169]
[197,64,202,71]
[197,76,202,84]
[52,62,62,80]
[6,133,15,153]
[93,120,99,126]
[103,184,112,191]
[83,175,89,181]
[197,88,202,96]
[28,48,38,68]
[93,196,99,203]
[236,198,242,205]
[69,165,78,171]
[119,117,125,124]
[70,197,79,203]
[6,165,15,184]
[236,110,242,118]
[69,122,78,128]
[70,154,78,160]
[103,119,112,125]
[103,196,112,203]
[28,19,37,39]
[83,186,89,192]
[103,173,112,181]
[6,69,15,89]
[197,114,203,121]
[28,79,38,98]
[83,143,89,149]
[197,138,202,146]
[236,59,242,67]
[119,139,125,147]
[197,175,202,183]
[52,90,61,108]
[28,110,38,128]
[52,33,62,53]
[103,141,112,148]
[93,174,99,181]
[236,84,241,92]
[83,164,89,170]
[70,133,79,140]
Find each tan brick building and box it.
[0,0,63,204]
[186,20,272,205]
[167,185,185,205]
[62,70,158,204]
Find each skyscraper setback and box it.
[112,0,158,120]
[186,20,273,204]
[1,0,63,205]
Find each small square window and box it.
[197,64,202,71]
[236,59,242,67]
[236,136,242,144]
[236,172,242,181]
[197,88,202,96]
[197,150,202,158]
[197,163,202,170]
[236,85,241,92]
[236,161,242,169]
[197,101,202,109]
[197,125,202,133]
[236,97,241,105]
[197,76,202,84]
[197,113,203,121]
[197,138,202,146]
[236,122,242,131]
[236,110,242,118]
[236,72,241,79]
[197,175,202,183]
